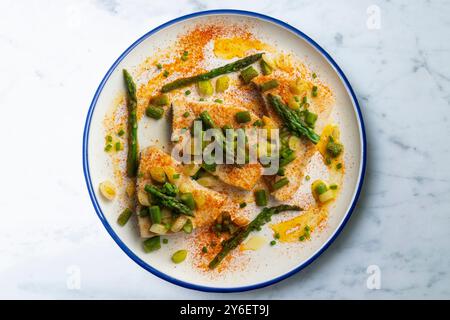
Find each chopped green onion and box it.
[163,70,169,77]
[199,98,205,101]
[299,235,305,241]
[254,189,268,207]
[149,205,161,224]
[143,236,161,252]
[274,232,280,239]
[146,106,164,119]
[104,144,112,152]
[272,177,289,190]
[106,135,113,142]
[235,111,251,123]
[239,202,247,208]
[330,184,338,190]
[312,85,318,97]
[185,90,191,96]
[118,129,125,136]
[183,112,190,118]
[163,238,169,244]
[305,175,311,181]
[312,73,317,79]
[202,246,208,253]
[259,79,279,92]
[156,63,162,70]
[240,66,258,84]
[270,240,276,246]
[117,208,133,226]
[214,99,223,103]
[171,250,187,264]
[277,167,285,176]
[336,163,343,170]
[180,193,196,210]
[115,142,121,151]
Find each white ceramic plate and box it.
[83,10,366,292]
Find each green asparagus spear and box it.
[144,184,194,216]
[161,53,263,93]
[123,69,139,177]
[208,205,301,269]
[267,93,320,144]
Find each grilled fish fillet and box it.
[171,100,263,191]
[252,75,334,201]
[136,146,231,238]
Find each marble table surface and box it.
[0,0,449,299]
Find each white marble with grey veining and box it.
[0,0,449,299]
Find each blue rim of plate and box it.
[83,9,367,293]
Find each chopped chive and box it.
[202,246,208,253]
[299,235,306,242]
[312,85,318,97]
[235,111,251,123]
[163,238,168,244]
[305,225,310,232]
[183,111,190,118]
[115,142,121,151]
[106,135,113,142]
[302,96,308,104]
[156,63,162,70]
[330,184,338,190]
[118,129,125,136]
[172,173,181,179]
[199,98,205,101]
[214,99,223,103]
[294,96,300,102]
[336,163,343,170]
[239,202,247,208]
[305,175,311,181]
[270,240,276,246]
[312,73,317,79]
[272,177,289,190]
[163,70,169,77]
[274,232,280,239]
[117,208,133,226]
[104,144,112,152]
